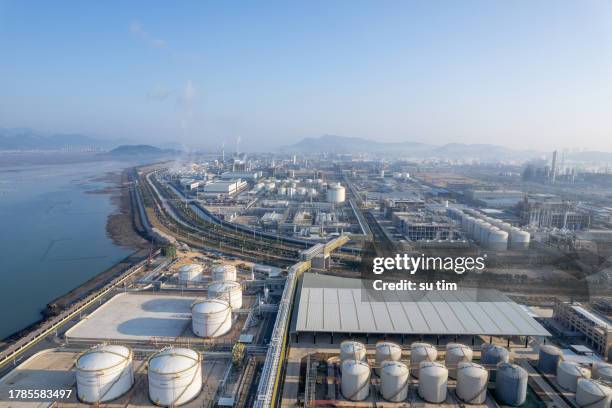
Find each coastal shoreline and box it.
[1,165,151,346]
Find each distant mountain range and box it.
[0,128,128,151]
[281,135,544,161]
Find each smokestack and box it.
[551,150,558,184]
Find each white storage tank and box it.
[445,343,473,379]
[592,362,612,381]
[538,345,563,374]
[326,183,346,204]
[510,229,530,250]
[410,342,437,378]
[178,264,203,282]
[467,217,477,238]
[557,361,591,392]
[576,379,612,408]
[148,347,202,406]
[191,299,232,338]
[456,362,489,404]
[76,344,134,403]
[278,187,287,195]
[495,363,528,406]
[340,359,370,401]
[212,264,237,282]
[487,228,509,251]
[208,280,242,309]
[380,361,409,402]
[340,340,366,362]
[375,342,402,375]
[480,222,493,246]
[418,361,448,403]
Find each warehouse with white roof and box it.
[290,273,550,345]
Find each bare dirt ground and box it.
[87,169,149,250]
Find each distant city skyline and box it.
[1,1,612,152]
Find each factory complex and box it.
[1,150,612,408]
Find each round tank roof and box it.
[381,361,408,376]
[76,344,131,371]
[179,264,201,272]
[457,362,487,377]
[578,379,612,396]
[192,298,231,314]
[148,347,200,374]
[540,345,562,355]
[420,361,446,374]
[498,363,527,378]
[341,359,370,374]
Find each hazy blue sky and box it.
[1,1,611,151]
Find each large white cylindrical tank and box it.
[375,342,402,375]
[592,362,612,381]
[456,362,489,404]
[327,183,346,204]
[480,222,493,246]
[340,360,370,401]
[510,229,530,250]
[191,299,232,338]
[380,361,409,402]
[487,228,509,251]
[495,363,528,406]
[576,379,612,408]
[467,217,477,238]
[418,362,448,403]
[340,340,366,362]
[208,280,242,309]
[148,347,202,407]
[178,264,203,283]
[211,264,237,282]
[445,343,473,379]
[410,342,437,378]
[76,344,134,403]
[538,345,563,374]
[557,361,591,392]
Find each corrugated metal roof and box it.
[293,273,550,336]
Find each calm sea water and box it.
[0,157,141,339]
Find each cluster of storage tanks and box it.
[176,262,242,338]
[190,263,242,338]
[336,340,532,405]
[178,262,239,283]
[537,345,612,408]
[76,344,204,406]
[447,208,530,250]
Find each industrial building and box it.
[552,301,612,359]
[519,196,591,230]
[392,212,459,241]
[290,273,549,345]
[201,179,248,198]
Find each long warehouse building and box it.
[290,273,550,344]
